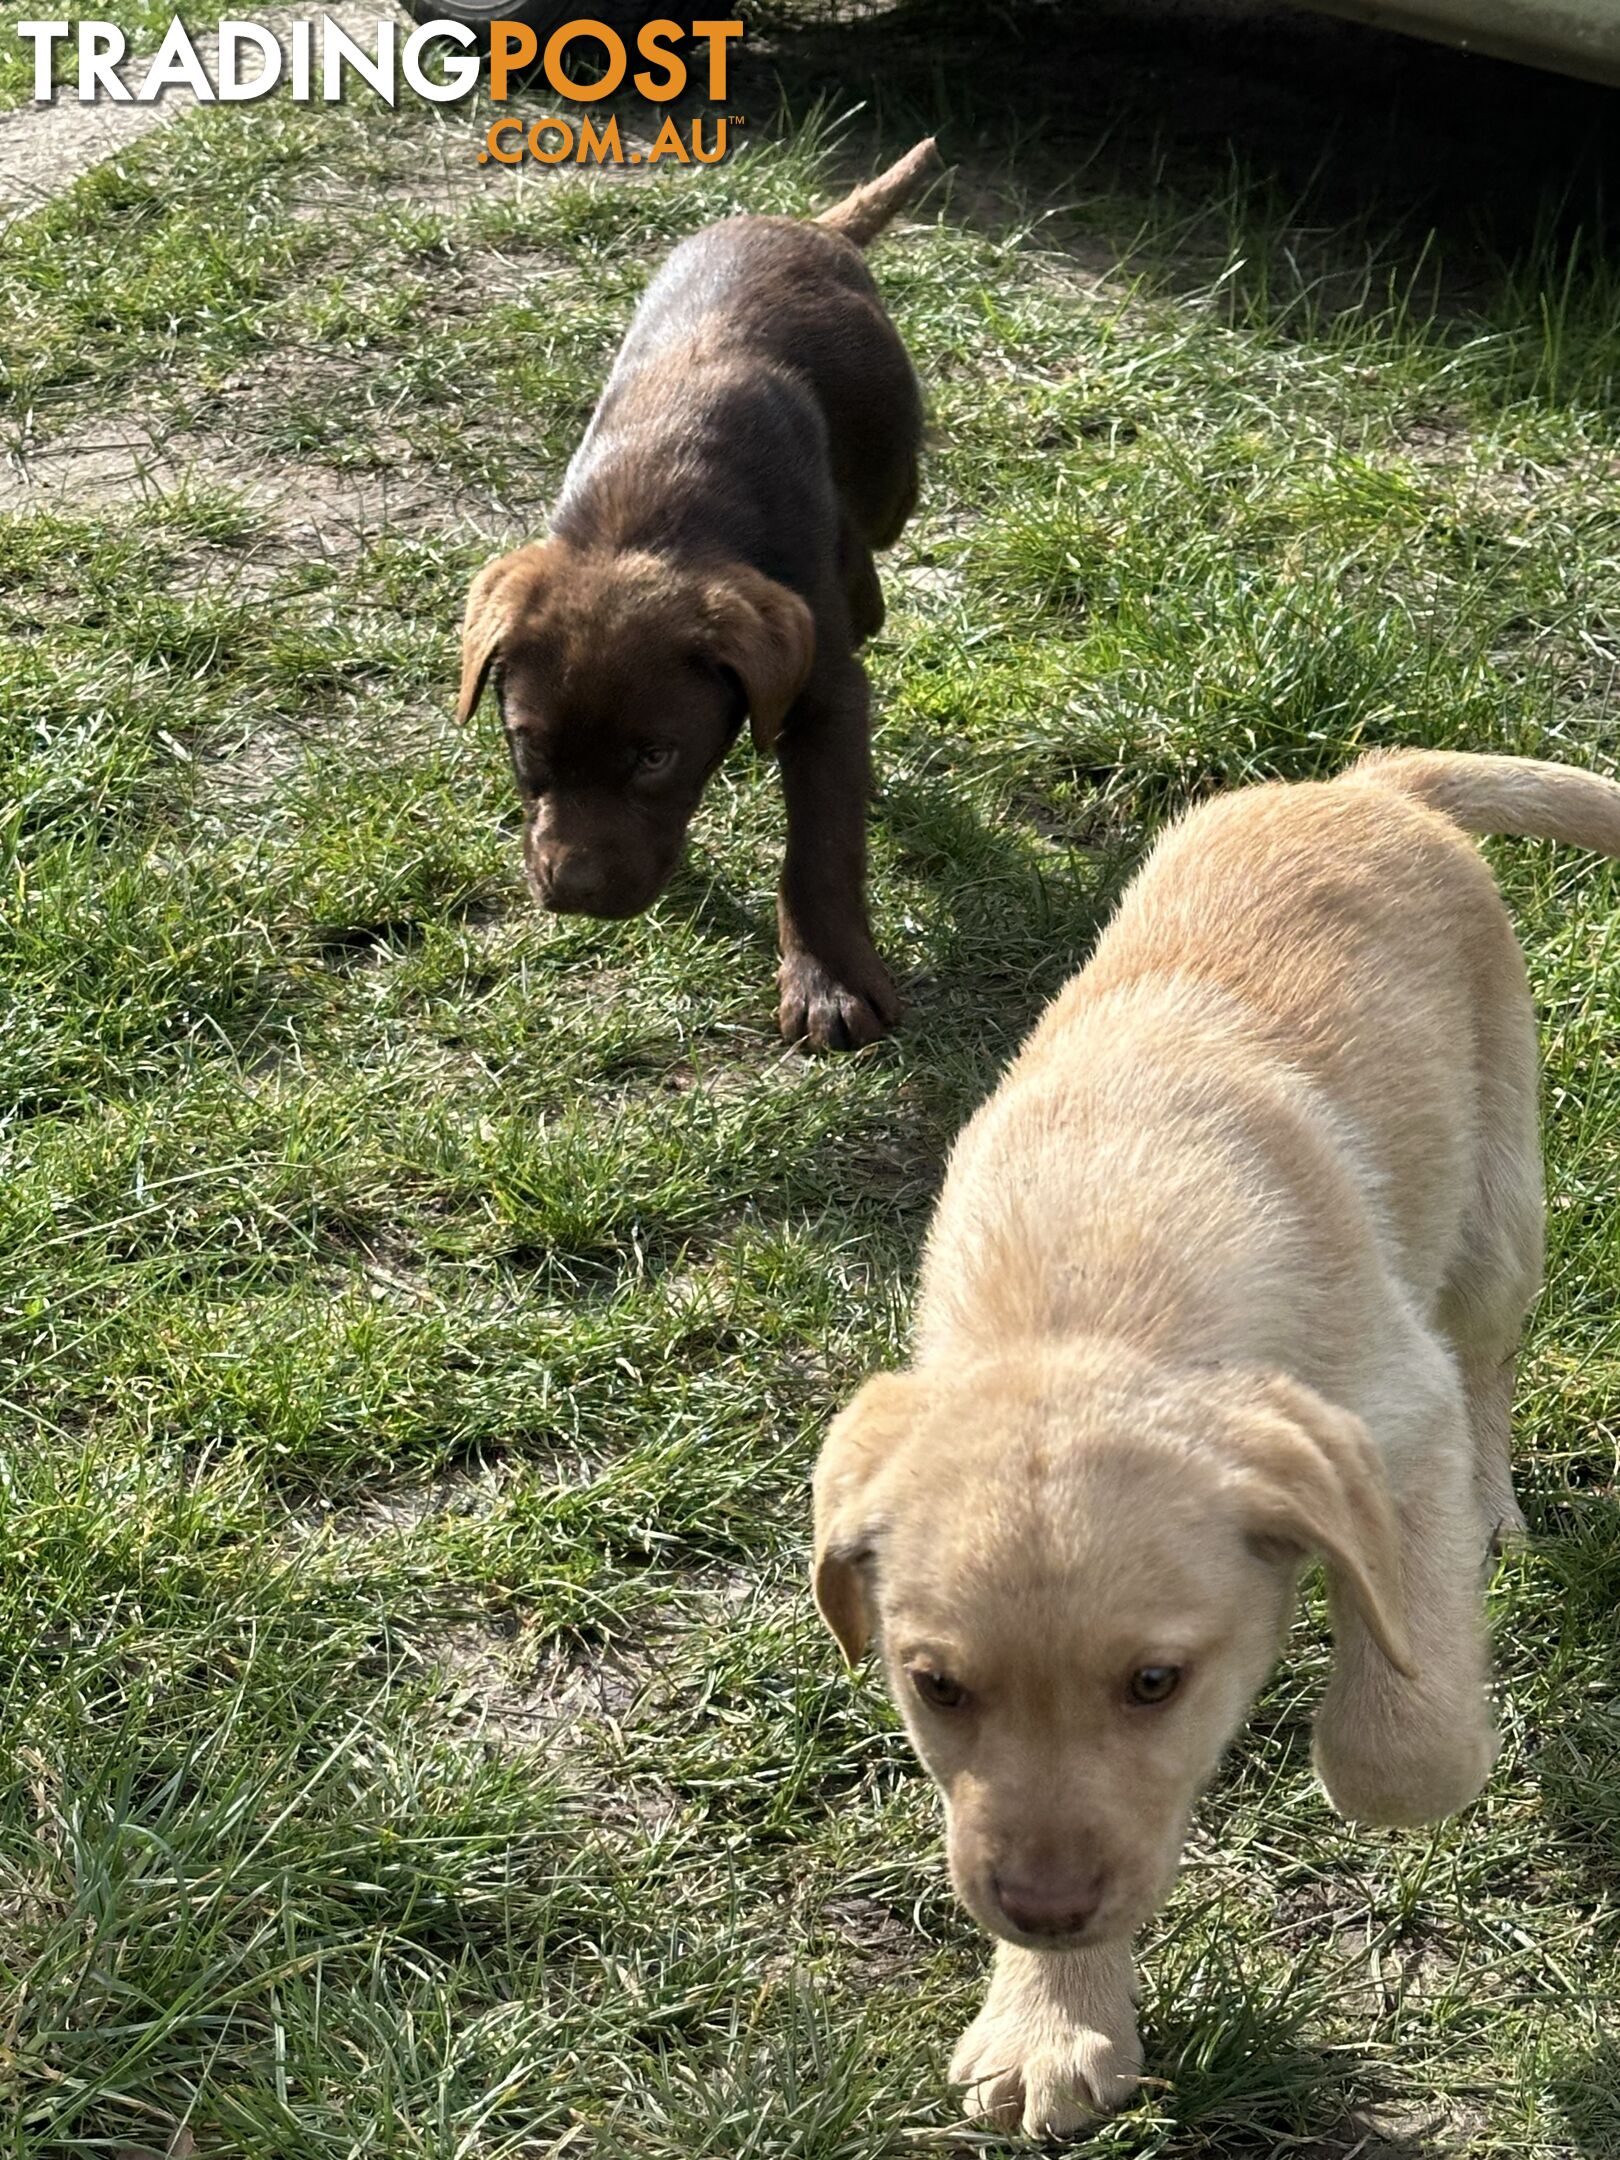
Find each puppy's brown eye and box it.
[1128,1665,1182,1706]
[910,1668,969,1713]
[636,745,677,777]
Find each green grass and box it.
[2,16,1619,2155]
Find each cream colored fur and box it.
[812,750,1620,2135]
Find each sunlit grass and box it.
[1,26,1617,2157]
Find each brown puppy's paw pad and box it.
[950,2003,1142,2136]
[777,952,899,1053]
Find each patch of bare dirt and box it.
[0,38,658,542]
[294,1461,509,1550]
[0,93,173,227]
[190,711,318,824]
[0,7,383,230]
[416,1611,685,1836]
[821,1892,922,1981]
[0,405,508,536]
[434,1618,650,1746]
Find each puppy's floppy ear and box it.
[811,1372,918,1664]
[701,565,816,752]
[456,542,558,724]
[1236,1375,1414,1678]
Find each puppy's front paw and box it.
[777,949,899,1052]
[950,1956,1142,2137]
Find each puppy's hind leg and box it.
[1314,1358,1499,1828]
[1440,1170,1539,1555]
[1459,1348,1527,1553]
[839,521,885,646]
[1438,917,1542,1554]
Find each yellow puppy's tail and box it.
[1344,748,1620,857]
[814,137,942,248]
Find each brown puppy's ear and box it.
[456,542,557,724]
[811,1372,918,1664]
[701,566,816,752]
[1237,1375,1415,1678]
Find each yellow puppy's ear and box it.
[1238,1376,1415,1678]
[811,1372,918,1664]
[700,565,816,752]
[455,542,559,724]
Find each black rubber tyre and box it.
[403,0,654,46]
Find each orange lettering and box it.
[691,19,742,98]
[633,19,685,101]
[543,19,626,100]
[578,113,623,161]
[488,20,537,100]
[690,115,727,164]
[528,117,576,161]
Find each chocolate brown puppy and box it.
[456,140,940,1050]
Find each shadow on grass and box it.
[878,762,1124,1045]
[662,759,1125,1070]
[1552,2034,1620,2157]
[719,0,1620,417]
[480,0,1620,383]
[1139,1981,1466,2160]
[744,0,1620,253]
[1522,1484,1620,1929]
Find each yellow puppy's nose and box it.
[993,1863,1105,1938]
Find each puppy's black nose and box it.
[535,853,619,917]
[994,1866,1104,1938]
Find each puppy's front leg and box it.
[774,658,899,1052]
[950,1938,1142,2137]
[1314,1430,1499,1828]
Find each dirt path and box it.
[0,8,381,229]
[0,6,531,536]
[0,92,178,226]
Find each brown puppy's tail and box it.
[1344,747,1620,856]
[815,137,941,247]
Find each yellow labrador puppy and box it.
[812,749,1620,2135]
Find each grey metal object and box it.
[1298,0,1620,86]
